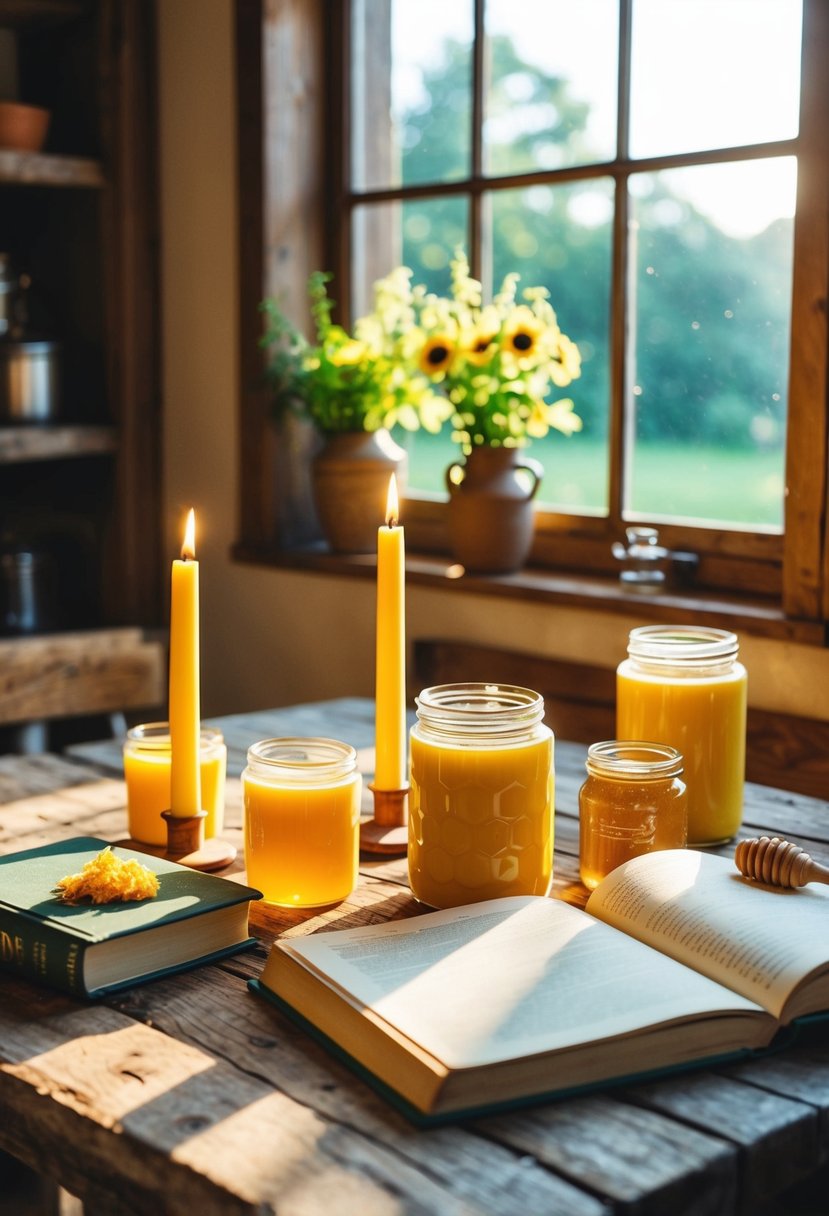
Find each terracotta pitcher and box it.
[312,428,407,553]
[446,446,543,573]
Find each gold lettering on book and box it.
[32,940,47,976]
[1,931,24,965]
[65,941,80,989]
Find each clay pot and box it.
[312,428,408,553]
[446,446,543,573]
[0,103,50,152]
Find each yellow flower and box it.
[463,326,499,366]
[546,397,583,435]
[329,339,370,367]
[548,333,582,386]
[501,306,544,365]
[419,334,456,377]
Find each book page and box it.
[586,850,829,1020]
[281,896,764,1069]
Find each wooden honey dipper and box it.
[734,836,829,889]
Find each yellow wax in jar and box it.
[617,663,747,845]
[125,744,227,846]
[408,731,554,909]
[579,772,687,892]
[243,774,361,907]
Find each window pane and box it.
[352,198,469,496]
[628,158,796,529]
[630,0,802,159]
[351,196,469,319]
[483,183,613,513]
[484,0,618,174]
[351,0,473,192]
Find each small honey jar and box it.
[579,740,687,891]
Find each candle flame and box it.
[181,509,196,560]
[385,475,399,528]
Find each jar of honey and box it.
[616,625,747,845]
[243,738,361,907]
[408,683,554,909]
[579,741,687,891]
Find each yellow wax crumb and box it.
[55,847,159,905]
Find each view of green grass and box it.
[394,431,784,530]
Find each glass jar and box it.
[408,683,554,909]
[124,722,227,846]
[579,741,687,891]
[616,625,747,845]
[242,737,361,907]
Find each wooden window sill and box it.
[232,543,827,646]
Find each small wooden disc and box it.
[359,818,409,855]
[125,835,237,872]
[168,837,238,872]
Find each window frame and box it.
[235,0,829,624]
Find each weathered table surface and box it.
[1,697,828,1216]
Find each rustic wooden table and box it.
[1,697,828,1216]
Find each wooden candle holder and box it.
[359,784,409,855]
[160,809,237,872]
[734,835,829,889]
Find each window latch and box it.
[612,526,698,593]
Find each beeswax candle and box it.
[374,475,406,791]
[169,509,202,816]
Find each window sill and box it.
[231,543,827,646]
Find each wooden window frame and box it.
[234,0,829,629]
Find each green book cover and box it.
[0,836,262,999]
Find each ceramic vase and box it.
[311,428,408,554]
[446,446,543,573]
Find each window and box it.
[236,0,829,622]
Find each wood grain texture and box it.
[3,697,829,1215]
[0,629,165,725]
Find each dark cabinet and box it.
[0,0,163,744]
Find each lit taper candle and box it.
[374,475,406,791]
[169,508,202,816]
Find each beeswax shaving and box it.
[55,846,159,904]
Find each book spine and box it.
[0,906,87,996]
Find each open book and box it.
[250,850,829,1123]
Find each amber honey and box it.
[408,683,554,909]
[579,741,687,891]
[616,625,747,845]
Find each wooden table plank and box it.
[475,1097,738,1216]
[625,1071,823,1210]
[3,696,829,1216]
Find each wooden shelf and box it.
[0,424,117,463]
[0,1,85,31]
[0,148,104,188]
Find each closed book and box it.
[0,836,262,998]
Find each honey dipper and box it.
[734,836,829,889]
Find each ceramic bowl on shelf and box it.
[0,102,51,152]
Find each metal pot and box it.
[0,339,60,422]
[0,546,57,634]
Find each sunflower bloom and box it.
[419,334,455,377]
[464,326,499,367]
[502,306,544,366]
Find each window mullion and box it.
[783,0,829,620]
[606,0,633,532]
